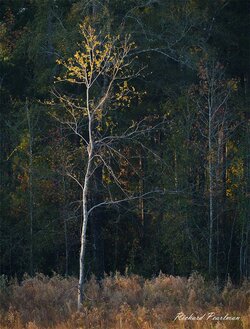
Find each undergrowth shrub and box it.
[0,272,249,329]
[101,273,144,308]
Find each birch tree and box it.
[50,22,152,310]
[190,58,237,275]
[25,99,34,275]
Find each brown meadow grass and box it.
[0,272,249,329]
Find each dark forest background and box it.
[0,0,249,283]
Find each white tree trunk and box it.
[78,87,93,311]
[208,103,213,275]
[208,156,213,275]
[26,100,34,275]
[78,190,89,310]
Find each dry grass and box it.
[0,272,249,329]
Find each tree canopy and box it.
[0,0,249,283]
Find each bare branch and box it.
[87,190,162,216]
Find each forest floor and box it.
[0,272,249,329]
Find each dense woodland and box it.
[0,0,249,286]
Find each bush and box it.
[0,273,248,329]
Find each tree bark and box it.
[208,103,214,275]
[78,87,93,311]
[26,100,34,276]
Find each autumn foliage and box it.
[0,273,249,329]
